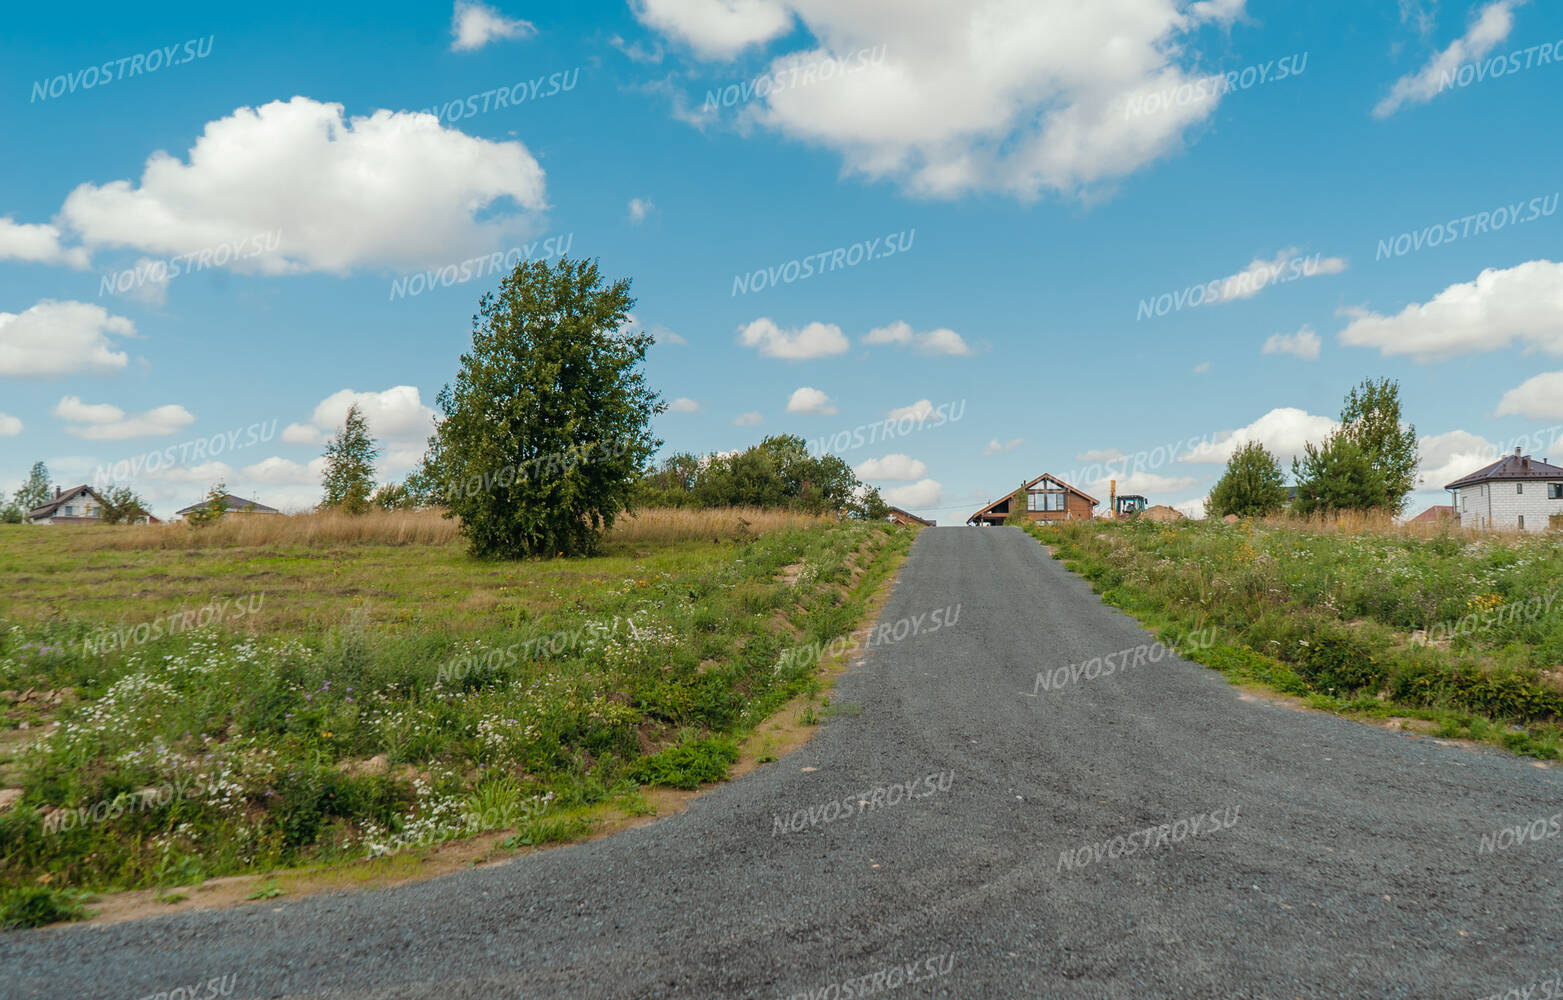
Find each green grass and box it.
[0,520,909,923]
[1020,518,1563,758]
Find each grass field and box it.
[0,509,910,927]
[1025,517,1563,759]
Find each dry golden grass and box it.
[78,505,826,551]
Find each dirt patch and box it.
[777,561,806,587]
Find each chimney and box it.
[1515,447,1522,457]
[54,486,60,499]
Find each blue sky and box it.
[2,0,1561,520]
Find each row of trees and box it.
[638,435,884,517]
[1207,377,1420,518]
[1,462,151,525]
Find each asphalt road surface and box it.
[7,526,1562,999]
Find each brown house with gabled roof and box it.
[967,473,1098,526]
[885,506,935,528]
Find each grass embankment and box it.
[1020,517,1563,759]
[0,509,910,927]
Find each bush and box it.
[1,886,90,929]
[626,736,738,789]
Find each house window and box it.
[1517,483,1524,494]
[63,505,74,515]
[1028,491,1065,512]
[1518,515,1526,530]
[1550,483,1563,500]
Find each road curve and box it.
[6,526,1562,998]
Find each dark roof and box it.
[1444,453,1563,490]
[967,473,1100,523]
[26,484,100,519]
[1408,505,1456,524]
[174,493,280,516]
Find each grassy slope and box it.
[0,516,910,925]
[1019,518,1563,759]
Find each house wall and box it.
[1025,493,1095,522]
[1457,478,1563,531]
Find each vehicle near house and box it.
[967,474,1098,526]
[25,485,159,525]
[1444,449,1563,532]
[173,493,281,520]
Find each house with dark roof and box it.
[967,474,1098,526]
[25,485,158,525]
[885,506,935,528]
[173,493,280,519]
[1444,449,1563,532]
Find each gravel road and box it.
[6,526,1561,999]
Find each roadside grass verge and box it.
[1018,518,1563,759]
[0,517,909,927]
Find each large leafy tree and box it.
[1292,432,1389,515]
[13,461,51,513]
[96,486,152,524]
[321,403,380,514]
[1338,377,1418,514]
[428,256,663,558]
[1208,441,1289,518]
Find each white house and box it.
[26,485,105,524]
[1445,450,1563,532]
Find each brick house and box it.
[967,473,1098,526]
[1444,450,1563,532]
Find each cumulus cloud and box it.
[641,0,1254,199]
[1075,448,1124,463]
[854,453,927,480]
[58,97,547,275]
[732,411,763,425]
[887,399,935,422]
[884,478,942,508]
[1215,247,1348,303]
[0,412,21,436]
[1262,324,1321,360]
[1338,259,1563,362]
[610,34,665,63]
[983,438,1023,456]
[54,395,195,440]
[0,301,135,377]
[1192,361,1212,374]
[450,1,537,51]
[631,0,794,59]
[1181,407,1338,464]
[1172,496,1208,519]
[1086,470,1199,499]
[282,423,324,445]
[627,197,657,223]
[737,317,849,359]
[308,386,436,442]
[0,217,89,269]
[1374,1,1520,117]
[668,397,702,413]
[786,386,837,415]
[241,456,327,484]
[1496,372,1563,420]
[863,320,972,356]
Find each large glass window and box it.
[1549,483,1563,499]
[1028,490,1065,512]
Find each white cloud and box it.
[631,0,794,59]
[146,460,233,485]
[982,438,1023,456]
[627,197,656,223]
[0,412,21,436]
[643,0,1254,199]
[0,300,135,377]
[1338,259,1563,362]
[651,323,688,346]
[282,422,324,445]
[610,34,665,63]
[1215,247,1348,303]
[1192,361,1212,374]
[1086,470,1199,499]
[1075,448,1124,463]
[54,395,195,441]
[863,320,972,356]
[1374,1,1520,117]
[309,386,436,442]
[887,399,934,422]
[732,411,763,425]
[0,217,89,269]
[884,478,943,508]
[59,97,547,275]
[854,453,927,480]
[1181,407,1338,465]
[668,397,702,413]
[737,317,849,360]
[1496,372,1563,420]
[1171,496,1208,519]
[786,386,837,415]
[241,456,326,485]
[1262,324,1321,360]
[1418,429,1506,490]
[450,1,536,51]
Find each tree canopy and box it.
[1208,441,1289,518]
[321,403,380,514]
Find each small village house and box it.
[885,506,935,528]
[25,485,158,525]
[1444,449,1563,532]
[967,474,1098,526]
[173,493,281,520]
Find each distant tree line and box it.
[638,434,886,518]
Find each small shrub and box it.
[626,736,738,789]
[1,886,91,929]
